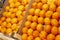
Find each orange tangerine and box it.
[22,34,28,40]
[32,16,38,22]
[16,10,22,17]
[27,28,33,35]
[22,0,28,6]
[39,31,47,39]
[52,12,59,19]
[6,28,12,34]
[27,35,34,40]
[45,11,53,18]
[37,2,43,9]
[22,27,27,33]
[11,18,17,24]
[1,22,7,27]
[15,2,20,7]
[6,12,12,17]
[1,17,6,22]
[55,35,60,40]
[6,18,11,23]
[54,0,60,6]
[33,30,39,37]
[7,23,11,28]
[1,27,6,33]
[38,17,44,24]
[29,8,35,15]
[31,22,37,30]
[49,3,56,11]
[32,2,37,9]
[56,6,60,12]
[47,34,55,40]
[40,10,45,17]
[35,9,40,16]
[18,5,24,11]
[25,21,31,28]
[51,19,58,26]
[27,15,32,21]
[11,13,16,18]
[44,18,50,25]
[44,25,51,33]
[35,37,41,40]
[36,24,43,32]
[42,4,49,11]
[51,26,58,35]
[41,0,47,4]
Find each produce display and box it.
[21,0,60,40]
[0,0,30,35]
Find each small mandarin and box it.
[35,9,40,16]
[49,4,56,11]
[44,18,50,25]
[6,28,12,34]
[54,0,60,6]
[11,24,17,30]
[47,34,55,40]
[10,3,15,8]
[18,5,24,11]
[31,22,37,30]
[6,18,11,23]
[42,4,49,11]
[3,12,7,17]
[27,35,34,40]
[22,34,27,40]
[27,28,33,35]
[34,37,41,40]
[10,13,16,18]
[25,21,31,28]
[33,30,39,37]
[32,16,38,22]
[16,10,22,17]
[1,22,7,27]
[11,18,17,24]
[51,19,59,26]
[38,17,44,24]
[36,24,43,32]
[7,23,11,28]
[9,8,14,12]
[40,10,45,17]
[32,2,37,9]
[39,31,47,39]
[51,26,58,35]
[37,2,43,9]
[55,35,60,40]
[56,6,60,12]
[45,11,53,18]
[15,2,20,7]
[44,25,51,33]
[6,12,12,17]
[1,17,6,21]
[1,27,6,33]
[41,0,47,4]
[29,8,35,15]
[52,12,59,19]
[6,6,10,11]
[22,0,28,6]
[27,15,32,21]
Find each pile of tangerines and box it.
[0,0,30,35]
[22,0,60,40]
